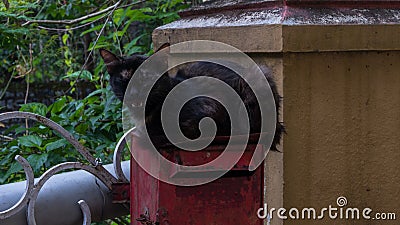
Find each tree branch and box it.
[2,0,9,10]
[35,12,108,32]
[60,0,122,95]
[22,0,145,26]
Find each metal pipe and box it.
[0,161,130,225]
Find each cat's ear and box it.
[99,49,119,64]
[155,43,170,52]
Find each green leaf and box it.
[123,34,146,53]
[75,123,88,133]
[85,89,104,99]
[18,135,43,148]
[62,70,93,81]
[80,24,103,36]
[1,161,22,183]
[27,154,48,173]
[45,139,68,151]
[112,8,126,26]
[20,103,48,116]
[49,97,67,114]
[126,46,145,55]
[80,13,107,24]
[62,33,69,45]
[126,9,152,22]
[0,146,18,165]
[88,37,110,50]
[140,7,153,13]
[89,114,102,127]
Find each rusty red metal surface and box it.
[130,134,265,225]
[112,183,130,204]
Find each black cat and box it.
[100,48,284,150]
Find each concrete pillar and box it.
[152,1,400,224]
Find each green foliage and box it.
[0,85,123,183]
[0,0,187,83]
[1,0,187,178]
[0,1,189,224]
[82,0,188,83]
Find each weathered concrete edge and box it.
[154,23,400,53]
[283,24,400,52]
[153,17,400,53]
[153,24,283,53]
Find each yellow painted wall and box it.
[284,51,400,224]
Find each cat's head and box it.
[100,49,148,101]
[100,44,170,102]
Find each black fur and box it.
[100,49,284,150]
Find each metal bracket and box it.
[157,208,170,225]
[137,207,157,225]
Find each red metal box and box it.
[130,134,265,225]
